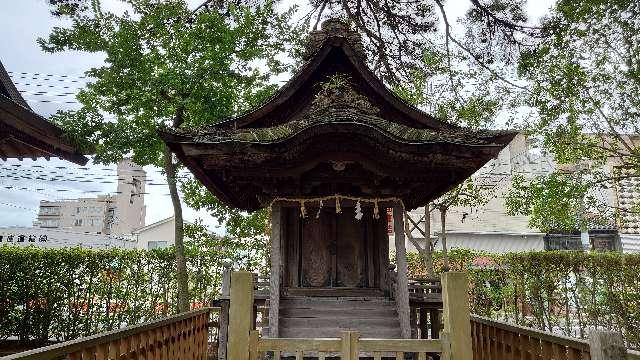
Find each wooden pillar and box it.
[441,272,472,360]
[341,331,360,360]
[218,267,231,360]
[227,271,254,360]
[217,300,229,360]
[429,309,440,339]
[419,307,429,339]
[393,205,411,339]
[589,330,626,360]
[268,204,282,338]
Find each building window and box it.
[544,234,583,251]
[74,219,83,226]
[40,206,61,216]
[147,241,168,250]
[41,219,59,228]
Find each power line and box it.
[7,70,89,79]
[8,70,90,80]
[22,98,80,105]
[8,74,87,84]
[22,90,77,97]
[13,82,85,90]
[0,201,37,212]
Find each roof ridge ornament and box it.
[310,74,379,115]
[303,18,366,60]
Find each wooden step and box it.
[280,308,397,318]
[279,327,402,339]
[280,297,395,307]
[280,304,396,313]
[280,317,400,329]
[276,296,402,340]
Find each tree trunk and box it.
[164,106,189,313]
[164,146,189,313]
[403,211,434,279]
[423,205,435,277]
[440,207,449,272]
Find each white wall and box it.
[135,218,176,250]
[396,232,544,254]
[621,234,640,253]
[442,232,544,253]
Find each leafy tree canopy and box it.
[509,0,640,230]
[181,179,270,239]
[41,0,303,311]
[506,173,612,232]
[43,0,302,167]
[519,0,639,171]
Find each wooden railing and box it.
[225,271,472,360]
[471,315,640,360]
[471,315,590,360]
[408,278,442,301]
[249,330,449,360]
[0,309,211,360]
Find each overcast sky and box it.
[0,0,553,232]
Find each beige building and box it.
[34,159,146,235]
[401,134,640,253]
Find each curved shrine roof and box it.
[160,20,517,211]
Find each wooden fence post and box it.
[440,332,451,360]
[249,330,260,360]
[219,266,232,359]
[341,331,360,360]
[218,300,230,360]
[227,271,255,360]
[589,330,625,360]
[441,272,472,360]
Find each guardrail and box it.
[0,308,211,360]
[471,315,589,360]
[249,330,449,360]
[471,315,640,360]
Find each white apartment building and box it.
[34,159,146,235]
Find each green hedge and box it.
[0,245,253,344]
[407,249,640,349]
[2,245,639,349]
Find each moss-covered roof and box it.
[173,106,514,146]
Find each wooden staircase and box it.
[265,297,402,338]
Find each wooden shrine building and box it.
[0,60,88,165]
[161,19,516,340]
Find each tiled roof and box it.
[0,59,88,165]
[0,61,30,108]
[173,106,515,146]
